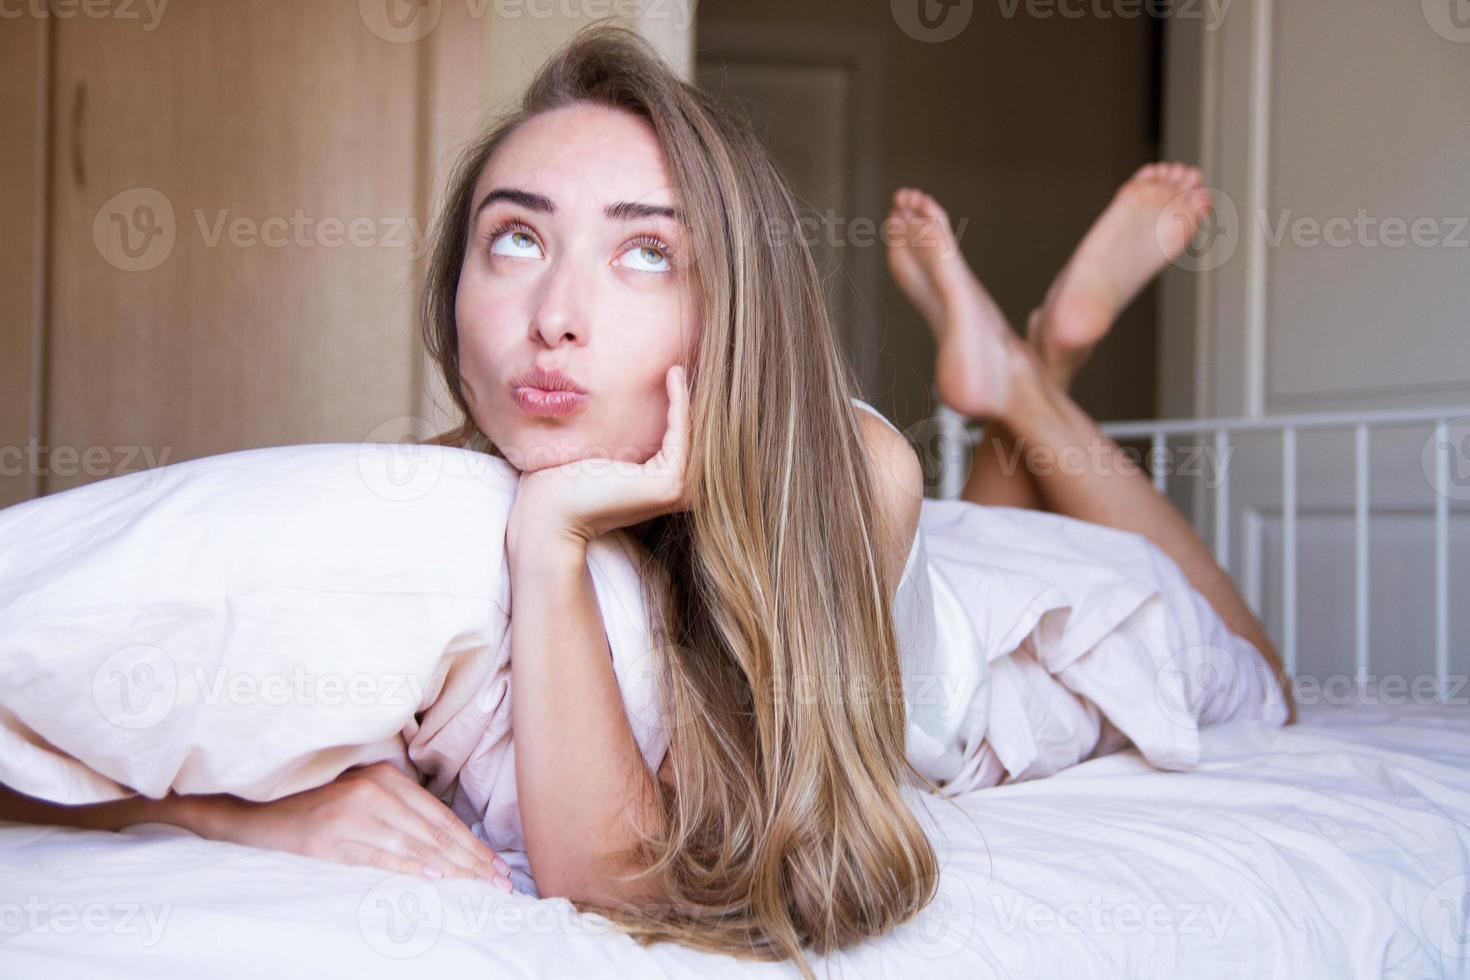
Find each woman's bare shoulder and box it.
[853,405,924,594]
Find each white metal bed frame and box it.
[939,406,1469,702]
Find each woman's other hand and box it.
[211,762,513,889]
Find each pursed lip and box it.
[509,365,588,418]
[510,365,587,394]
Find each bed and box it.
[3,407,1468,978]
[3,698,1467,978]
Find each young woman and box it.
[0,26,1288,974]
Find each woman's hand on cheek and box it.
[507,364,690,556]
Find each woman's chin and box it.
[501,441,657,473]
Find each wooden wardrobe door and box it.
[46,0,428,494]
[0,18,47,508]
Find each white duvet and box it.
[0,440,1281,872]
[2,700,1467,978]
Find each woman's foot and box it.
[1030,162,1213,387]
[885,188,1014,419]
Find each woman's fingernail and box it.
[492,856,510,874]
[422,865,444,879]
[495,875,513,893]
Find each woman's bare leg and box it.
[886,171,1288,696]
[888,166,1215,507]
[998,338,1283,675]
[886,188,1044,509]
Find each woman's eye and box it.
[618,243,671,273]
[490,229,541,259]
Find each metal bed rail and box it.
[943,406,1470,701]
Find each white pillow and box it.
[0,441,668,855]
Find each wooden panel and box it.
[417,0,490,434]
[0,18,47,507]
[46,0,426,493]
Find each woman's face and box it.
[455,103,698,473]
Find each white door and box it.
[1160,0,1470,689]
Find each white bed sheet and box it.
[2,701,1467,979]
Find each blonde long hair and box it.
[421,25,938,973]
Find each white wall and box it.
[1160,0,1470,687]
[419,2,697,432]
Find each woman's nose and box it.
[528,258,587,347]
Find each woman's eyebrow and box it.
[474,188,681,223]
[476,188,554,215]
[606,201,683,223]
